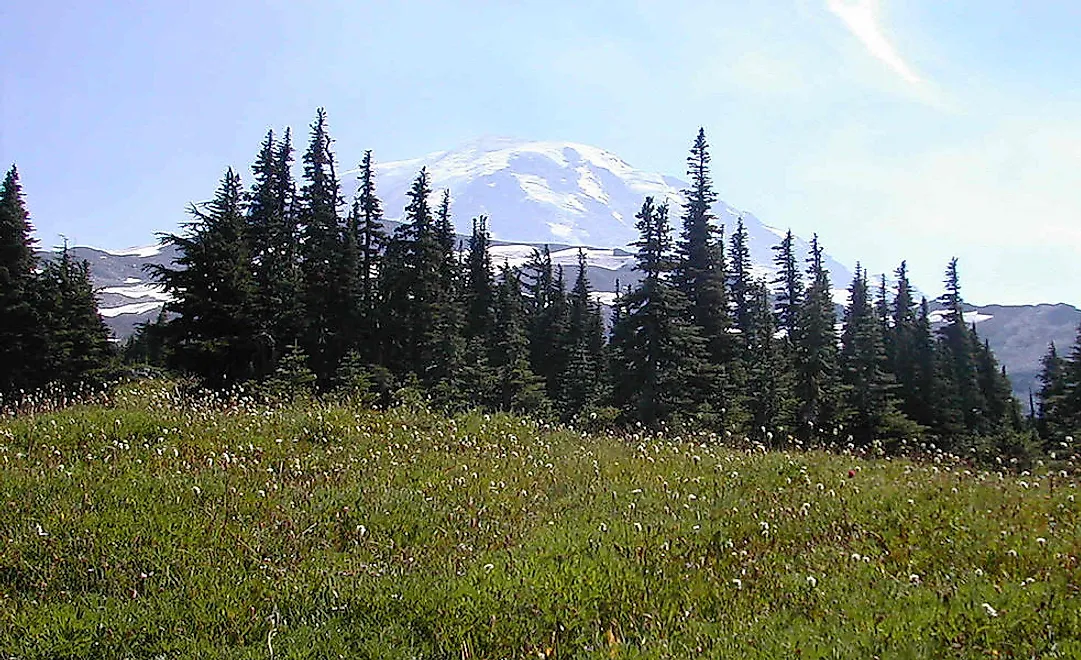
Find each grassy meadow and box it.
[0,381,1078,658]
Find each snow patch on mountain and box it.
[100,301,165,318]
[100,284,171,301]
[85,244,163,258]
[928,310,995,325]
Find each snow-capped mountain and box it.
[366,137,853,286]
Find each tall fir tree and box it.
[0,165,42,394]
[794,234,844,439]
[522,247,570,401]
[35,245,116,387]
[744,278,794,443]
[1036,342,1068,440]
[728,217,754,337]
[348,149,387,364]
[556,249,607,418]
[463,216,496,342]
[888,263,935,429]
[246,129,302,375]
[935,258,986,438]
[380,168,448,385]
[672,128,736,424]
[1058,322,1081,440]
[611,197,712,428]
[298,108,352,381]
[839,265,913,444]
[451,215,498,406]
[770,229,803,338]
[151,168,260,386]
[491,263,547,414]
[975,336,1018,431]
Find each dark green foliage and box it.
[122,308,169,367]
[931,258,1023,440]
[463,216,496,342]
[103,117,1040,459]
[728,217,753,338]
[262,342,316,400]
[770,229,803,337]
[151,168,260,387]
[0,166,41,393]
[298,108,352,380]
[380,168,444,381]
[34,246,117,387]
[887,263,934,427]
[839,265,918,446]
[1036,342,1068,440]
[556,250,607,419]
[247,128,303,376]
[793,235,844,439]
[330,349,377,407]
[1043,323,1081,444]
[743,279,794,444]
[672,129,737,424]
[355,151,387,334]
[491,264,548,414]
[611,198,712,428]
[522,246,570,401]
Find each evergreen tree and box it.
[556,249,607,418]
[463,216,496,342]
[522,246,570,399]
[1058,322,1081,439]
[1036,342,1068,440]
[123,307,169,367]
[794,235,844,439]
[491,263,547,414]
[151,168,260,386]
[975,335,1017,430]
[297,108,351,380]
[744,278,793,443]
[434,189,459,283]
[0,165,41,394]
[889,264,936,429]
[728,217,753,336]
[246,129,303,375]
[345,150,387,364]
[672,128,737,424]
[611,197,711,427]
[936,258,986,437]
[35,245,116,386]
[380,168,450,387]
[770,229,803,337]
[839,265,913,445]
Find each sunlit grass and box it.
[1,380,1078,658]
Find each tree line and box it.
[4,108,1078,459]
[124,110,1066,455]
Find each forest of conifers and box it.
[2,109,1080,460]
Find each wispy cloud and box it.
[826,0,921,84]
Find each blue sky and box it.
[2,0,1079,305]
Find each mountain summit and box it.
[366,137,851,285]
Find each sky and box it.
[2,0,1079,306]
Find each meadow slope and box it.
[0,382,1078,658]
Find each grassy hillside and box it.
[1,382,1078,658]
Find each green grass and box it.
[1,381,1078,658]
